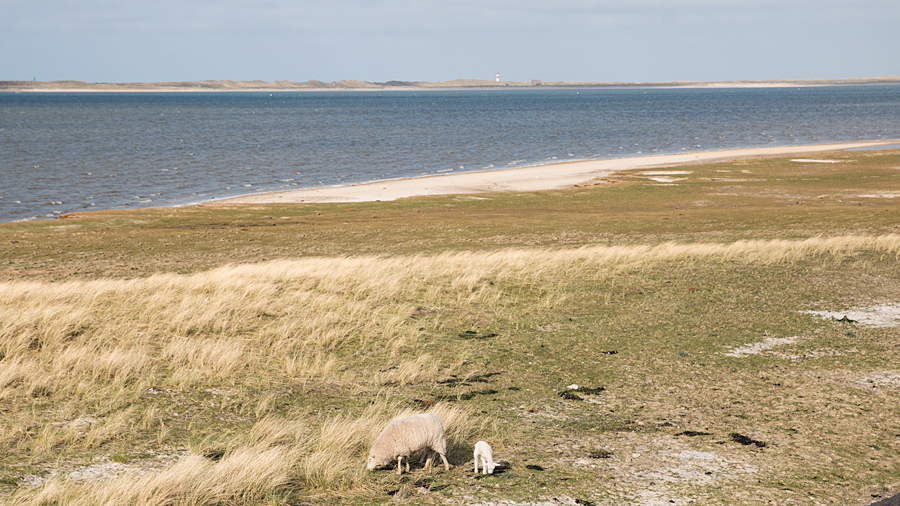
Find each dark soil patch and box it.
[438,372,502,387]
[730,432,767,448]
[458,330,499,340]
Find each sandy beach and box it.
[211,140,900,205]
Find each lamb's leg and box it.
[474,451,479,473]
[482,457,488,475]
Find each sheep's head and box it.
[485,461,497,474]
[366,452,385,471]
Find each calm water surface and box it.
[1,86,899,222]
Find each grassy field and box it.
[1,149,899,505]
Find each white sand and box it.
[803,304,900,328]
[210,141,899,205]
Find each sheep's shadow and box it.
[472,461,512,479]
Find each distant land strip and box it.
[2,76,900,92]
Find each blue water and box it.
[1,86,899,222]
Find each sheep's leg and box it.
[396,456,403,475]
[423,450,434,470]
[438,452,450,471]
[474,453,479,473]
[405,456,410,473]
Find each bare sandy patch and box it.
[467,498,581,506]
[803,304,900,327]
[769,348,851,361]
[858,192,900,198]
[564,432,757,506]
[20,450,187,487]
[790,159,841,163]
[724,336,799,357]
[857,371,900,388]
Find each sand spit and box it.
[211,141,900,205]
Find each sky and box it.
[2,0,898,84]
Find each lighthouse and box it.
[496,72,500,82]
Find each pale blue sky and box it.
[2,0,897,83]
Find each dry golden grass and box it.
[4,403,474,506]
[3,234,900,504]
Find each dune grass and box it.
[2,149,900,505]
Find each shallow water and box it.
[1,85,899,222]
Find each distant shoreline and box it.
[3,76,900,92]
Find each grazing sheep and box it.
[367,413,451,475]
[473,440,496,474]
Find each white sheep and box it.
[366,413,451,475]
[473,440,496,474]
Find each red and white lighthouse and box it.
[496,72,500,82]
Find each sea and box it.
[2,85,900,223]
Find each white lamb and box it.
[366,413,451,475]
[474,440,496,474]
